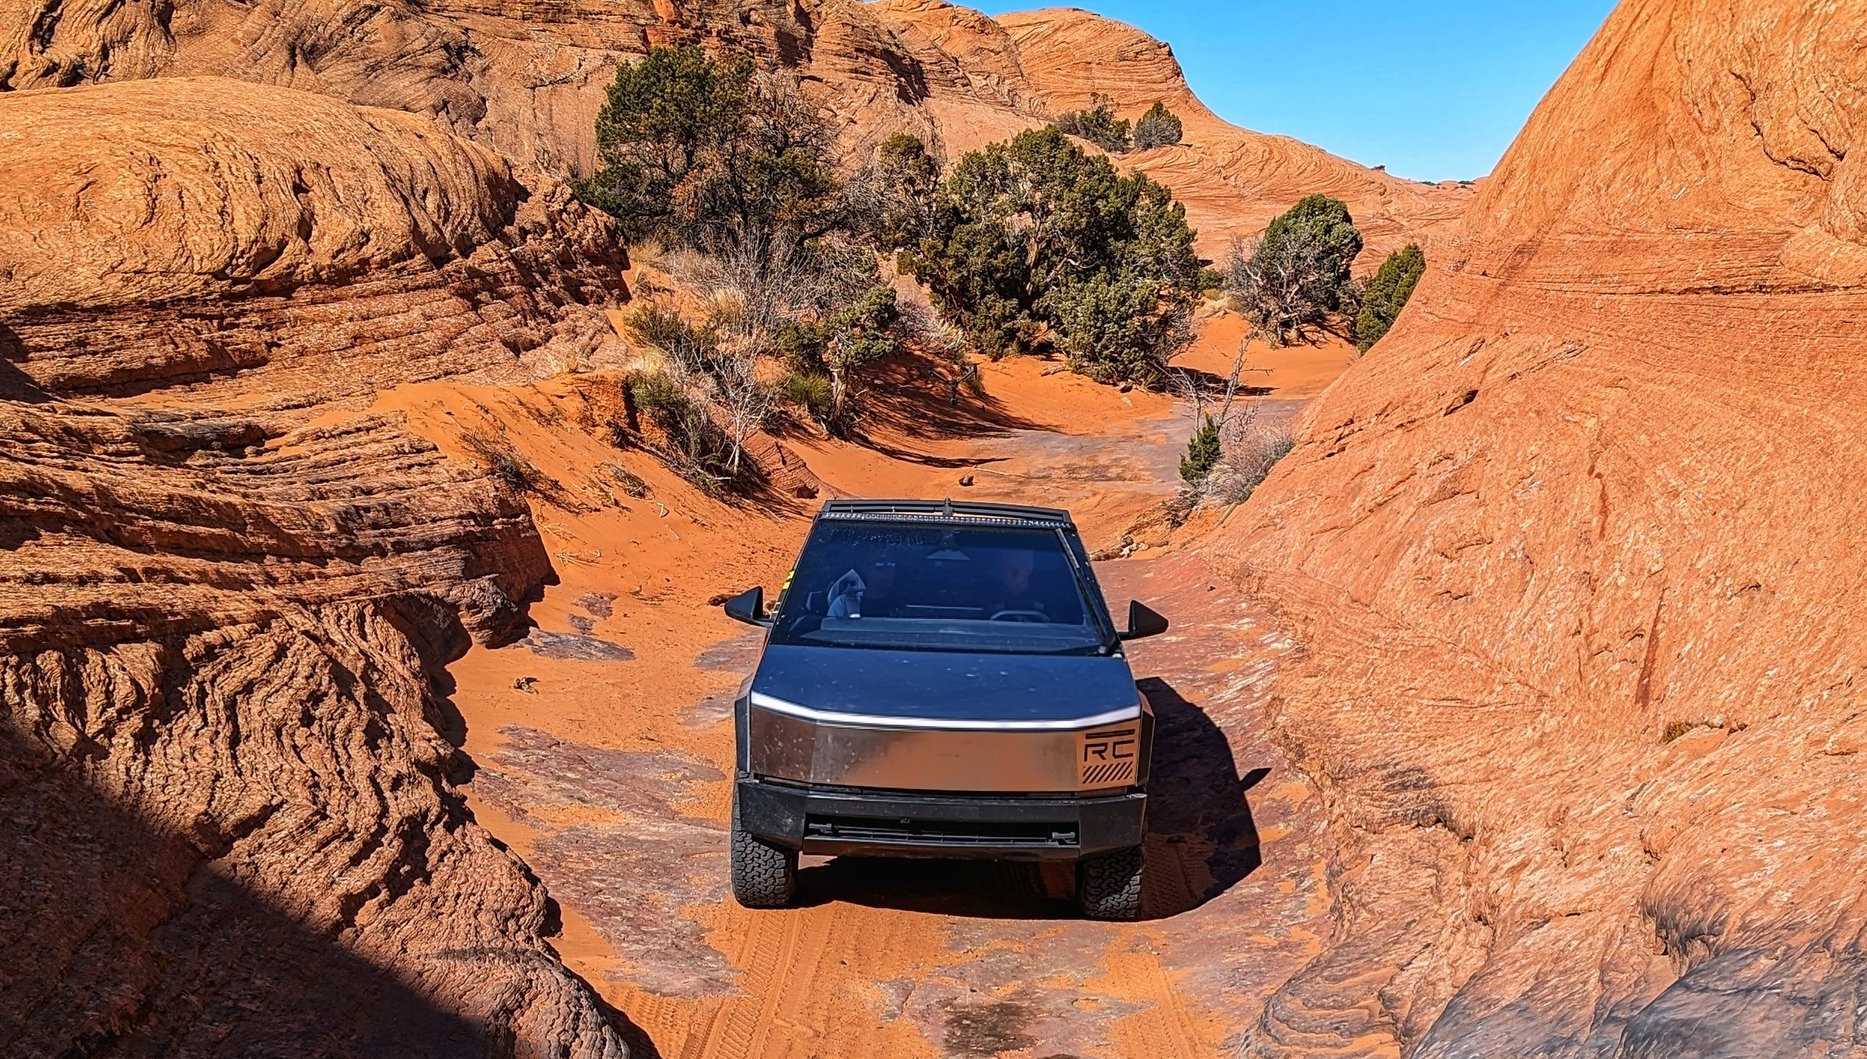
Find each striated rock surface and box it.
[1,77,630,1056]
[1210,1,1867,1055]
[0,77,622,401]
[3,0,1467,258]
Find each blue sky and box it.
[975,1,1619,181]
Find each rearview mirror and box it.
[723,586,770,627]
[1120,600,1169,640]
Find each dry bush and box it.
[1164,338,1298,507]
[626,366,741,491]
[672,234,906,436]
[601,463,652,498]
[459,427,542,494]
[897,297,984,403]
[1207,418,1297,506]
[1224,196,1363,347]
[458,426,588,510]
[621,301,775,487]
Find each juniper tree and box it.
[1133,102,1183,150]
[1354,243,1426,351]
[1053,94,1132,154]
[900,127,1201,385]
[1225,195,1363,345]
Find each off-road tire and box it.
[1077,844,1145,920]
[730,798,798,909]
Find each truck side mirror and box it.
[723,586,770,627]
[1121,600,1169,640]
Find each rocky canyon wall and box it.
[1,0,1468,259]
[0,77,631,1056]
[1212,1,1867,1055]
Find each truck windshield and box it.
[769,523,1108,654]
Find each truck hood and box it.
[748,644,1141,728]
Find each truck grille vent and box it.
[804,815,1079,848]
[1080,761,1135,787]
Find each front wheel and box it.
[730,797,798,909]
[1077,844,1145,920]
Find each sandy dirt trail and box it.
[399,327,1353,1058]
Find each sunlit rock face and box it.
[1210,1,1867,1055]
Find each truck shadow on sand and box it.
[793,677,1264,921]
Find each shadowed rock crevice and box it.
[1,718,509,1058]
[0,615,629,1058]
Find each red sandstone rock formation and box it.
[0,77,621,401]
[0,77,630,1056]
[2,0,1466,258]
[1213,1,1867,1054]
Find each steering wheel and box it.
[988,609,1050,623]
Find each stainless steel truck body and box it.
[722,499,1167,919]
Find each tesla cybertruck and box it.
[720,499,1168,919]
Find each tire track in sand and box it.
[675,903,949,1059]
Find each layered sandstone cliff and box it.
[1213,1,1867,1055]
[2,0,1467,258]
[0,77,630,1056]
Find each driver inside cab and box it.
[981,548,1045,618]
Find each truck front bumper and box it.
[735,775,1147,861]
[745,696,1152,794]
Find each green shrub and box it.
[1263,195,1362,293]
[866,133,941,251]
[782,371,835,424]
[1225,194,1363,345]
[1354,243,1426,351]
[578,45,841,252]
[583,45,922,483]
[1179,415,1221,485]
[778,284,900,433]
[1054,94,1132,154]
[627,368,689,421]
[901,126,1202,386]
[1132,102,1183,150]
[1050,267,1193,385]
[621,301,697,355]
[576,45,749,241]
[627,369,737,489]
